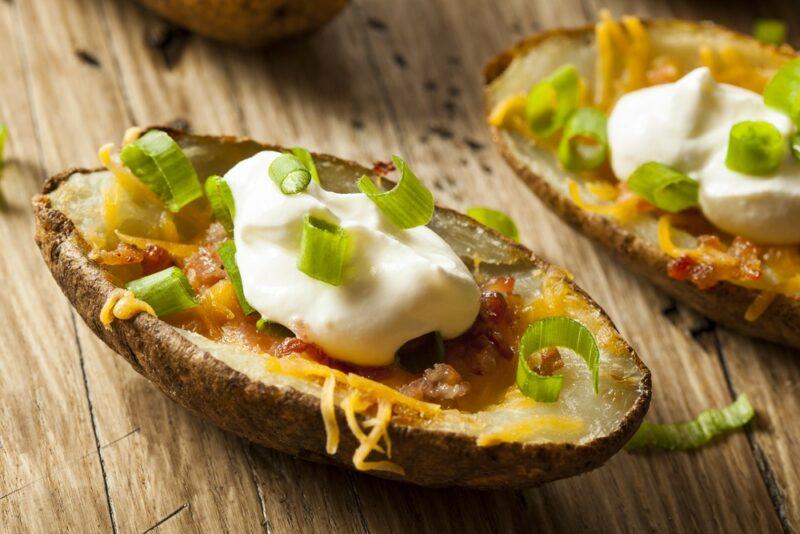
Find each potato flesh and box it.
[48,140,646,445]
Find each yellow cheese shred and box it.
[568,179,641,221]
[656,215,685,258]
[595,11,650,109]
[99,288,155,328]
[320,373,340,454]
[477,415,586,447]
[344,391,404,475]
[115,230,199,260]
[744,291,777,322]
[98,143,163,207]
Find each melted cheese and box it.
[477,415,586,447]
[99,288,155,328]
[115,230,199,260]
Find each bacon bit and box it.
[203,221,229,246]
[184,246,226,291]
[483,276,515,294]
[533,347,564,376]
[141,245,173,275]
[646,56,682,85]
[91,243,145,266]
[479,291,508,324]
[372,160,396,176]
[667,234,762,290]
[399,363,469,404]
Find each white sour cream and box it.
[225,151,481,367]
[608,67,800,244]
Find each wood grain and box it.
[0,0,797,532]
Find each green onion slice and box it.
[290,147,320,185]
[396,331,445,374]
[357,156,434,229]
[628,162,699,213]
[297,215,348,286]
[0,124,7,170]
[764,58,800,123]
[466,206,519,241]
[256,318,295,338]
[792,132,800,161]
[204,175,235,234]
[626,394,754,451]
[125,266,198,317]
[525,64,580,137]
[120,129,203,212]
[725,120,786,176]
[753,19,788,46]
[558,108,608,171]
[516,317,600,402]
[217,239,255,315]
[269,153,311,194]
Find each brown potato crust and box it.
[484,20,800,351]
[133,0,349,47]
[32,130,650,488]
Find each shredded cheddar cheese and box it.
[568,179,643,221]
[477,415,586,447]
[100,288,155,328]
[122,126,144,146]
[657,215,684,258]
[595,10,650,108]
[745,291,777,322]
[98,143,162,207]
[115,230,199,260]
[320,373,340,454]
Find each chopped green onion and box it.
[466,207,519,241]
[256,318,295,338]
[396,331,445,373]
[764,58,800,124]
[269,153,311,194]
[626,394,754,451]
[290,147,320,185]
[357,156,434,229]
[125,266,198,317]
[753,19,787,46]
[516,317,600,402]
[558,108,608,171]
[0,125,7,171]
[792,132,800,160]
[204,175,235,234]
[217,239,255,315]
[725,121,785,176]
[526,64,580,137]
[298,215,348,285]
[120,129,203,212]
[628,162,699,213]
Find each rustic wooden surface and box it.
[1,0,798,532]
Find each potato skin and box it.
[485,21,800,351]
[133,0,349,47]
[32,133,650,488]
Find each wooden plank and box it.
[353,0,784,531]
[0,1,111,532]
[12,0,266,532]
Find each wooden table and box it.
[1,0,798,532]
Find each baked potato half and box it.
[485,17,800,350]
[33,129,650,488]
[132,0,349,47]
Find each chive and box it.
[525,64,581,137]
[290,147,320,185]
[516,317,600,402]
[358,156,434,229]
[125,266,198,317]
[120,130,203,212]
[269,153,312,194]
[627,394,754,451]
[725,121,785,176]
[297,215,349,286]
[764,58,800,124]
[204,175,235,234]
[753,19,787,46]
[466,207,519,241]
[396,331,445,373]
[256,318,295,338]
[628,162,699,213]
[217,240,255,315]
[558,108,608,171]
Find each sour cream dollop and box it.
[608,67,800,244]
[225,151,481,367]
